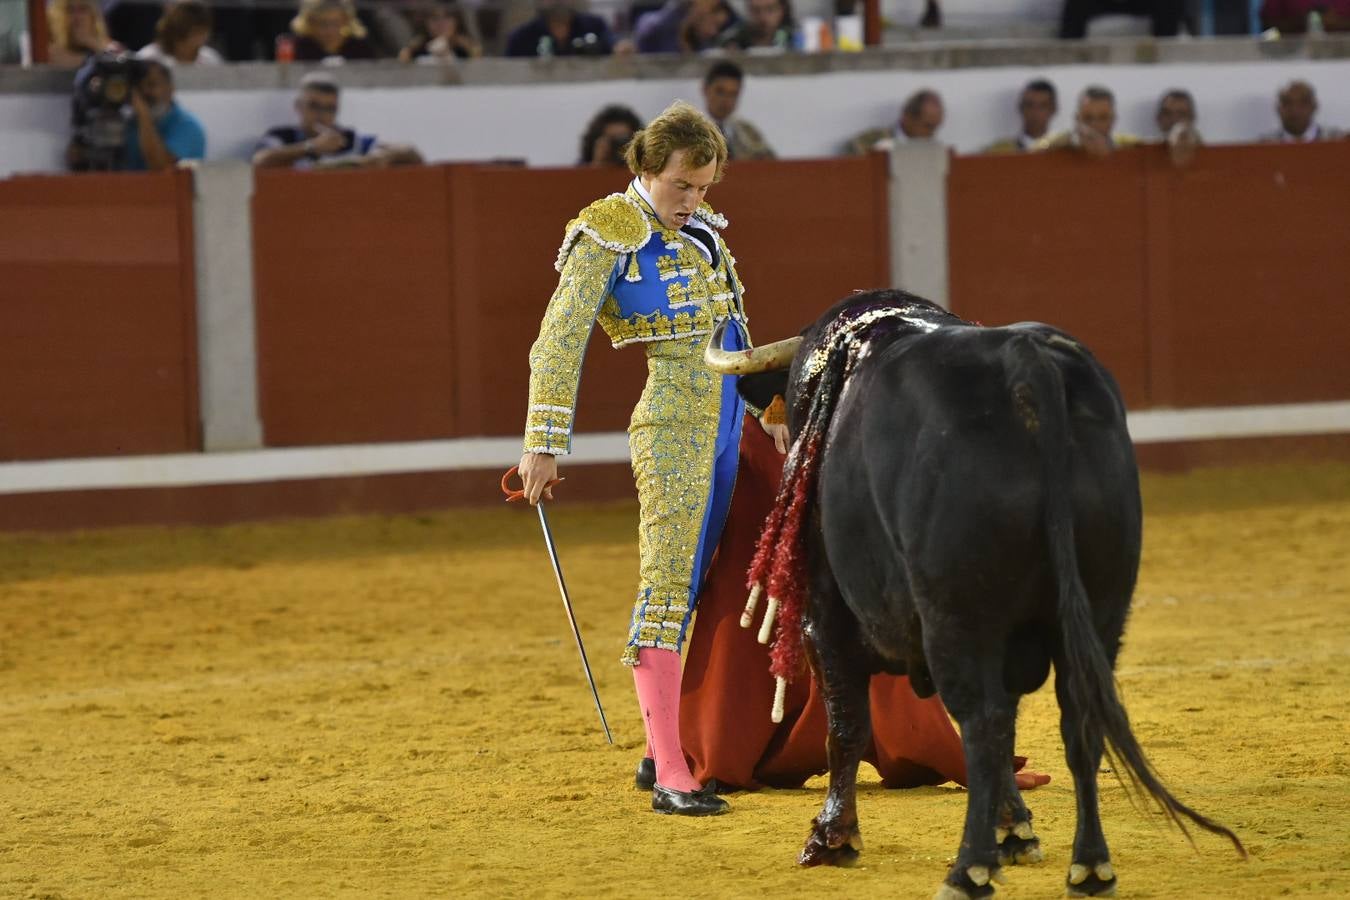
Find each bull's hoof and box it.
[998,820,1044,866]
[798,820,863,867]
[934,864,1002,899]
[1066,861,1117,897]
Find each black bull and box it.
[715,291,1243,898]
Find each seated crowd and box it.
[43,0,1346,176]
[61,42,1346,175]
[71,43,1339,178]
[49,0,1350,67]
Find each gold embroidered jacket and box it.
[523,186,747,455]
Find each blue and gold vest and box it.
[553,185,748,349]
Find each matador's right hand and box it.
[519,452,559,506]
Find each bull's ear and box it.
[738,371,790,412]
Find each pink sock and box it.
[632,646,701,792]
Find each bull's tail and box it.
[1011,334,1246,858]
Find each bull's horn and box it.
[704,324,802,375]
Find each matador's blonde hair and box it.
[624,101,728,181]
[291,0,368,40]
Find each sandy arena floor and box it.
[2,463,1348,899]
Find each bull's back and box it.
[819,326,1138,627]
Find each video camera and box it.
[69,52,150,171]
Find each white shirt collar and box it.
[1283,123,1321,143]
[631,178,714,261]
[631,175,657,212]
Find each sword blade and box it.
[536,502,613,744]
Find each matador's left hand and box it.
[759,418,789,454]
[759,394,789,454]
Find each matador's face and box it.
[641,149,717,232]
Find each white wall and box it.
[4,58,1349,177]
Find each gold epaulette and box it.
[692,202,728,231]
[554,193,652,273]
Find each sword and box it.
[502,466,613,744]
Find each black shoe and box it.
[637,759,730,795]
[651,783,729,816]
[635,757,655,791]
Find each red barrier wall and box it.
[949,151,1151,406]
[1150,143,1350,407]
[949,143,1350,410]
[252,166,457,446]
[252,156,891,445]
[0,171,201,461]
[2,148,1347,531]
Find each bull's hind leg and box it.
[1056,668,1117,897]
[798,580,870,867]
[933,668,1017,899]
[996,763,1044,867]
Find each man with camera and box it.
[252,73,423,169]
[68,55,206,172]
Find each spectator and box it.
[982,79,1058,154]
[1058,0,1184,38]
[579,104,643,166]
[252,72,423,168]
[1155,88,1197,137]
[702,61,775,160]
[635,0,737,54]
[46,0,123,66]
[1034,85,1141,157]
[0,5,18,64]
[68,58,205,171]
[718,0,792,50]
[1261,0,1350,33]
[286,0,377,61]
[104,0,160,53]
[126,59,205,170]
[1155,88,1201,166]
[135,0,223,66]
[681,0,738,51]
[1259,80,1346,143]
[847,88,944,155]
[506,0,614,56]
[399,2,481,61]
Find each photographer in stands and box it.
[67,54,206,172]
